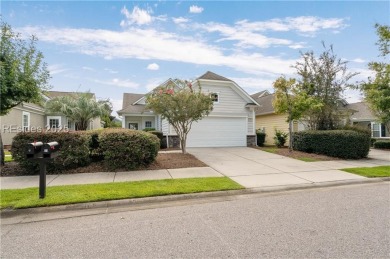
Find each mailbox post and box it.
[25,141,59,199]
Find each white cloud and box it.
[19,26,297,76]
[145,78,166,91]
[110,98,123,114]
[235,16,347,35]
[351,58,366,63]
[189,5,204,14]
[172,17,189,24]
[120,6,152,26]
[93,78,139,89]
[82,66,94,71]
[48,64,68,75]
[147,63,160,70]
[104,68,119,74]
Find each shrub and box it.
[99,128,160,170]
[148,130,165,149]
[371,138,377,147]
[274,129,288,147]
[292,130,370,159]
[256,130,266,147]
[374,141,390,149]
[12,131,91,174]
[143,128,156,132]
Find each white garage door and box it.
[186,117,247,147]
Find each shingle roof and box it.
[197,71,232,82]
[347,102,376,120]
[251,90,269,100]
[117,93,146,114]
[253,93,275,115]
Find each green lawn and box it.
[342,166,390,178]
[0,177,243,209]
[259,147,278,154]
[4,150,13,162]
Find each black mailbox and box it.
[42,141,59,158]
[26,142,44,159]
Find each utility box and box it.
[26,142,44,159]
[42,141,59,158]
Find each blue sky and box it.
[2,1,389,116]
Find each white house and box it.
[117,71,259,147]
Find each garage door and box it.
[186,117,247,147]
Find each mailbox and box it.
[42,141,59,158]
[26,142,44,159]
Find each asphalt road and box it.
[1,182,389,258]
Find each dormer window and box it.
[210,93,219,103]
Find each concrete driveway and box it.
[188,147,388,188]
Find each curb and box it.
[1,178,387,218]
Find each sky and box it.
[2,1,389,116]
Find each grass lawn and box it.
[4,150,13,162]
[0,177,243,209]
[342,166,390,178]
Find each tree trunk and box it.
[288,120,293,152]
[180,135,187,154]
[0,132,4,166]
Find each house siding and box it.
[255,113,289,145]
[1,105,46,146]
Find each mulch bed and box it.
[254,146,339,161]
[0,153,207,177]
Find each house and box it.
[251,92,303,145]
[0,91,102,147]
[347,101,389,139]
[117,71,259,147]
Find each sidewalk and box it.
[0,167,222,190]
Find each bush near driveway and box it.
[373,141,390,149]
[12,131,91,174]
[292,130,370,159]
[99,128,160,170]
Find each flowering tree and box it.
[146,79,213,154]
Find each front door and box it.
[128,123,139,130]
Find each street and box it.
[1,182,389,258]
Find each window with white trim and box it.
[22,112,30,131]
[145,121,152,128]
[372,123,380,137]
[47,116,61,129]
[210,93,219,103]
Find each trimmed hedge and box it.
[148,130,165,149]
[374,141,390,149]
[11,131,91,174]
[292,130,370,159]
[99,128,160,170]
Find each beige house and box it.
[347,102,389,139]
[0,91,102,147]
[251,91,300,145]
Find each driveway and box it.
[188,147,388,188]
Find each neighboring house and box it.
[251,92,304,145]
[117,71,259,147]
[347,101,390,139]
[0,91,102,147]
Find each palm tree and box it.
[45,92,111,131]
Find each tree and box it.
[293,43,358,130]
[45,92,111,131]
[146,79,213,154]
[361,24,390,134]
[272,76,322,151]
[0,21,50,165]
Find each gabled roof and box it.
[346,101,376,121]
[118,93,147,114]
[197,71,232,82]
[253,93,275,116]
[251,90,270,100]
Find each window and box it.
[210,93,219,103]
[372,123,380,137]
[145,121,152,128]
[67,120,72,130]
[129,123,138,130]
[22,112,30,131]
[47,116,61,129]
